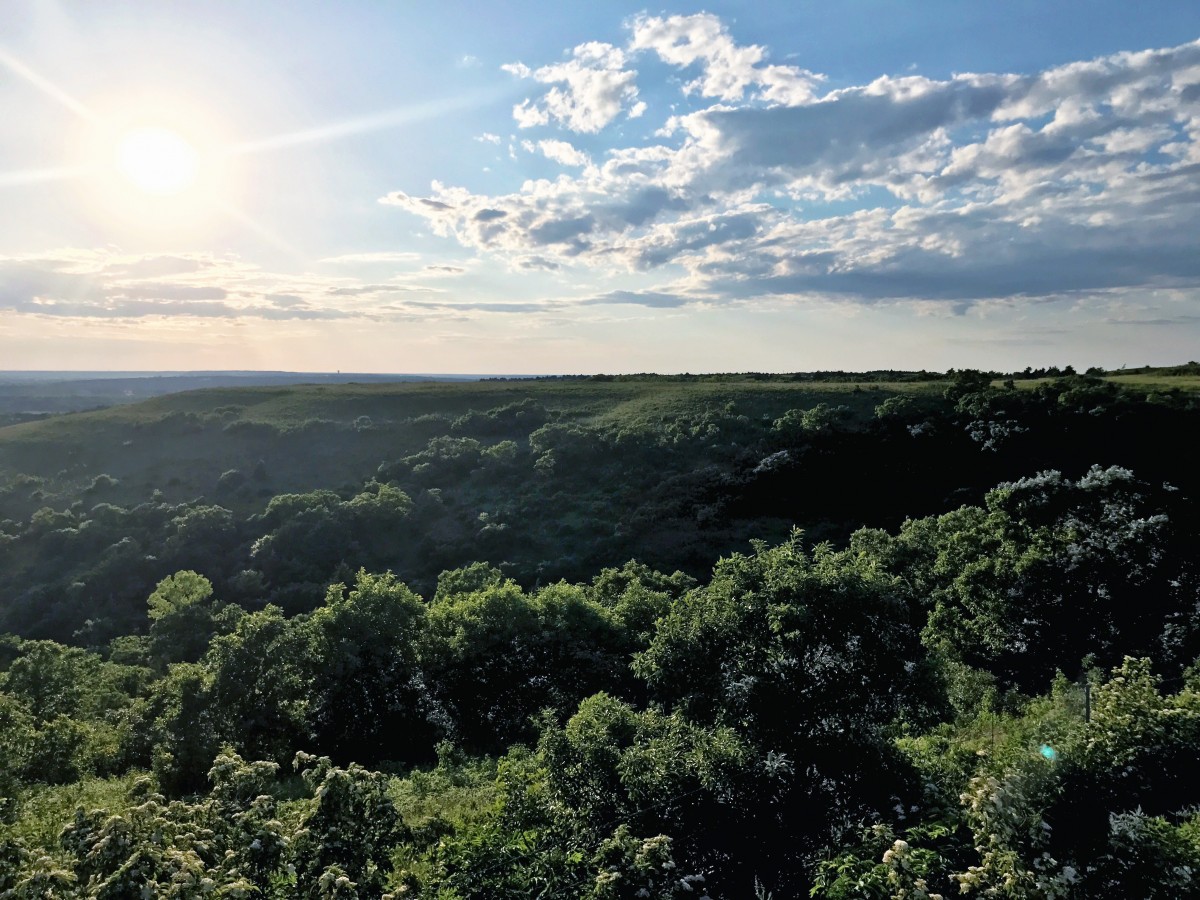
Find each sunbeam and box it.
[218,202,303,260]
[0,164,93,189]
[227,88,505,155]
[0,45,97,122]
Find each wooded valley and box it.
[2,368,1199,898]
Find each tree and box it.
[134,662,222,795]
[0,640,102,722]
[421,580,546,751]
[0,691,35,809]
[913,468,1188,692]
[305,570,434,764]
[291,752,406,899]
[631,532,941,887]
[422,577,631,752]
[206,607,313,767]
[146,570,240,667]
[771,403,852,439]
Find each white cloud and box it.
[512,98,549,128]
[630,13,822,104]
[503,41,640,133]
[318,251,421,265]
[0,251,490,322]
[386,27,1200,312]
[630,12,764,100]
[474,132,502,144]
[538,139,590,167]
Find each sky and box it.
[2,1,1200,374]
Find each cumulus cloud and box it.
[630,12,822,104]
[385,22,1200,311]
[538,139,590,167]
[503,41,640,133]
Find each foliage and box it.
[304,571,433,764]
[291,752,406,899]
[4,374,1200,896]
[147,570,241,667]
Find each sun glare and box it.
[80,102,237,240]
[115,126,199,195]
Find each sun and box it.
[82,103,236,240]
[114,126,199,195]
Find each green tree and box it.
[421,580,545,751]
[0,640,101,722]
[0,691,35,811]
[631,532,940,887]
[206,606,313,768]
[305,570,434,764]
[134,662,222,795]
[147,570,241,667]
[291,752,406,899]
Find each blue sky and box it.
[2,1,1200,373]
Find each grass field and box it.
[1100,374,1200,392]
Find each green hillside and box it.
[3,370,1200,898]
[0,378,938,517]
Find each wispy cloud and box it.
[581,289,690,308]
[0,251,476,323]
[318,251,421,265]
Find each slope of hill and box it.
[3,369,1200,897]
[2,370,1198,644]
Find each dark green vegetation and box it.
[0,371,468,419]
[2,370,1200,897]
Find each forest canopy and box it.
[2,370,1200,898]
